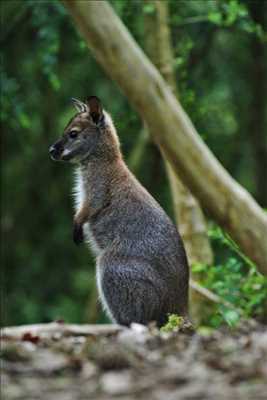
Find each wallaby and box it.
[49,96,189,326]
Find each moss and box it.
[160,314,185,333]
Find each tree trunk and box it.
[143,0,213,266]
[62,0,267,275]
[128,126,149,173]
[143,0,213,322]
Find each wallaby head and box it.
[49,96,119,163]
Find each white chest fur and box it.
[73,168,101,256]
[73,168,85,212]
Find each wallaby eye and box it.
[69,130,79,139]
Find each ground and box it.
[2,320,267,400]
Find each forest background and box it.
[2,0,267,328]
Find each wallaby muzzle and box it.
[49,139,64,161]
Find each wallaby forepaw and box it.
[73,223,84,245]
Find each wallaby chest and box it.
[74,167,103,255]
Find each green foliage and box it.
[207,0,266,40]
[161,314,184,333]
[208,0,248,27]
[193,227,267,328]
[143,3,155,15]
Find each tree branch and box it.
[1,322,122,340]
[61,0,267,274]
[144,0,213,265]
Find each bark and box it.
[2,322,122,340]
[62,0,267,275]
[144,0,213,266]
[128,126,149,173]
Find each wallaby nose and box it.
[49,145,61,160]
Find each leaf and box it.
[222,310,240,327]
[49,73,61,91]
[18,112,30,129]
[208,12,223,25]
[143,3,155,15]
[192,263,207,273]
[160,314,184,332]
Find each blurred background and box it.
[2,0,267,327]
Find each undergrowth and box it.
[192,226,267,328]
[160,314,184,333]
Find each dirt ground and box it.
[2,320,267,400]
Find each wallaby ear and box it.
[86,96,103,123]
[71,98,88,113]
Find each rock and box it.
[101,371,133,395]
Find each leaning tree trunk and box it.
[143,0,213,266]
[62,0,267,275]
[248,0,267,207]
[144,0,213,322]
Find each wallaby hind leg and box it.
[98,257,167,326]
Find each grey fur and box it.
[50,100,189,326]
